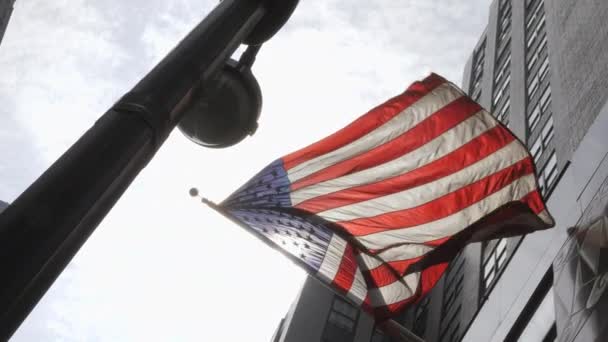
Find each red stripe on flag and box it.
[332,244,358,295]
[372,262,448,321]
[521,189,545,214]
[281,74,446,171]
[290,96,481,191]
[363,256,424,288]
[339,157,536,235]
[296,125,514,213]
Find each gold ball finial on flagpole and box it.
[189,187,199,197]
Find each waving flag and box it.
[210,73,554,319]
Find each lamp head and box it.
[177,59,262,148]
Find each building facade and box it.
[0,0,15,46]
[401,0,608,341]
[274,0,608,341]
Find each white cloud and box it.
[1,0,489,341]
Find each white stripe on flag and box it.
[368,272,419,306]
[357,244,434,271]
[357,173,538,249]
[357,253,384,270]
[317,234,348,283]
[376,244,434,264]
[346,267,368,305]
[290,111,497,206]
[318,139,528,222]
[287,83,463,183]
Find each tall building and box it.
[274,0,608,341]
[401,0,608,341]
[0,0,15,46]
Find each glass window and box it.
[539,56,550,82]
[528,104,541,132]
[493,74,511,106]
[527,52,539,72]
[526,13,545,48]
[323,296,359,342]
[544,153,558,187]
[497,239,508,267]
[540,86,552,113]
[528,76,539,98]
[482,239,510,291]
[539,173,546,194]
[473,88,482,102]
[519,288,556,341]
[541,117,554,147]
[538,34,548,53]
[527,29,538,49]
[497,98,510,124]
[495,55,511,84]
[530,137,543,164]
[538,151,558,196]
[526,0,543,31]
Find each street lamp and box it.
[0,0,298,339]
[177,46,263,148]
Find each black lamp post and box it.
[0,0,298,339]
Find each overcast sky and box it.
[1,1,489,340]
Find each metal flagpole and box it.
[0,1,298,339]
[197,194,425,342]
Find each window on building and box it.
[526,13,546,48]
[494,55,511,85]
[541,117,554,147]
[526,34,547,73]
[528,75,540,98]
[527,51,539,72]
[526,0,544,32]
[525,0,536,9]
[412,296,431,338]
[470,40,486,97]
[519,292,556,341]
[482,239,508,292]
[440,257,464,342]
[506,269,556,341]
[496,98,510,125]
[439,306,461,342]
[322,296,359,342]
[493,74,510,106]
[538,33,548,53]
[540,86,552,113]
[530,137,543,164]
[544,153,558,188]
[528,103,541,132]
[538,56,550,82]
[538,152,558,196]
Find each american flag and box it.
[212,73,554,319]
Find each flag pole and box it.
[194,192,425,342]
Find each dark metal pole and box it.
[0,0,271,339]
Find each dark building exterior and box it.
[275,0,608,341]
[0,0,15,46]
[400,0,608,341]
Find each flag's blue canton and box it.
[221,160,334,271]
[228,208,333,271]
[222,159,292,208]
